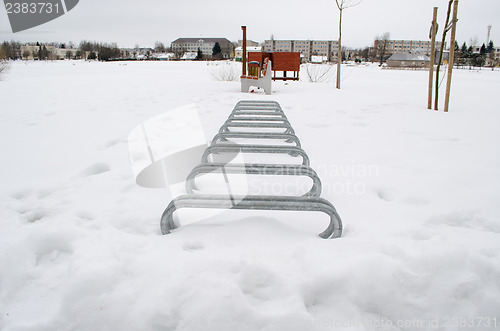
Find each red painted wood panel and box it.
[247,52,300,72]
[272,52,301,71]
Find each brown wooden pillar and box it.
[241,26,247,76]
[428,7,438,110]
[444,0,459,112]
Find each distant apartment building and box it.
[171,38,234,59]
[374,39,445,56]
[263,40,340,62]
[293,40,312,60]
[237,40,259,48]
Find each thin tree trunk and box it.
[336,8,342,89]
[434,0,453,111]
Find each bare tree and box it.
[334,0,362,89]
[375,32,391,64]
[304,63,336,83]
[207,61,240,81]
[154,41,166,53]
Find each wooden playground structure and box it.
[240,26,301,94]
[247,51,301,81]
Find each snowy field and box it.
[0,60,499,330]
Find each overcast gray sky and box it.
[1,0,499,48]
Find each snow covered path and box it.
[1,61,499,330]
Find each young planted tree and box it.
[334,0,362,89]
[434,0,454,111]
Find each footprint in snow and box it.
[182,241,205,251]
[377,189,395,202]
[103,138,126,149]
[77,163,111,178]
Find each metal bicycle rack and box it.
[160,100,343,239]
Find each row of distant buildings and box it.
[171,38,450,63]
[21,44,80,60]
[18,37,499,65]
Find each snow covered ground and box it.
[0,60,499,330]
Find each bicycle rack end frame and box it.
[161,194,343,239]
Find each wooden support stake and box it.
[241,26,247,77]
[428,7,438,110]
[444,0,458,113]
[336,9,342,89]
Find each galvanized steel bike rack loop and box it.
[160,100,343,239]
[211,132,301,147]
[233,104,283,112]
[236,100,280,104]
[226,117,290,124]
[201,144,310,166]
[235,100,281,107]
[230,112,286,118]
[227,111,286,119]
[185,163,322,197]
[233,106,283,111]
[161,195,342,239]
[234,105,282,110]
[219,122,295,135]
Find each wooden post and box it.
[336,8,342,89]
[428,7,438,110]
[241,26,247,77]
[444,0,458,112]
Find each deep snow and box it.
[0,60,499,330]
